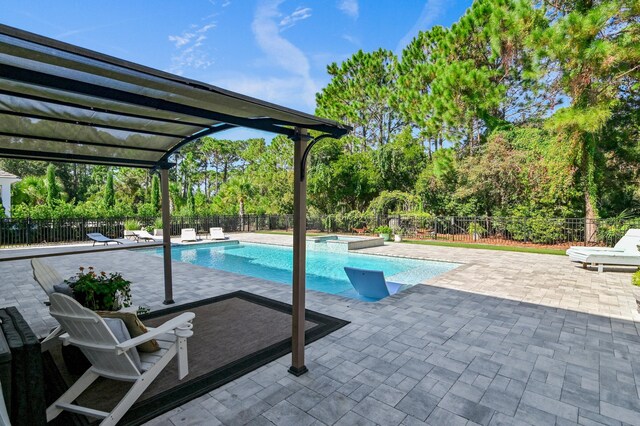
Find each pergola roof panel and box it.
[0,24,350,169]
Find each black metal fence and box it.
[0,214,638,248]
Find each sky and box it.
[1,0,473,140]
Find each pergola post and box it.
[160,167,174,305]
[289,127,308,376]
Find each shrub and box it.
[468,222,486,236]
[506,217,564,244]
[123,219,140,231]
[375,225,392,234]
[153,218,163,229]
[633,270,640,287]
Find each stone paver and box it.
[1,233,640,425]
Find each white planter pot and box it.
[394,234,402,242]
[154,229,163,236]
[379,233,390,242]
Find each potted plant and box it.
[65,266,132,311]
[123,219,140,239]
[468,222,486,241]
[152,217,163,236]
[375,225,393,242]
[393,226,404,242]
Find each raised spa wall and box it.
[306,235,385,252]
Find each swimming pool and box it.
[144,242,459,298]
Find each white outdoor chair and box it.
[31,258,65,301]
[132,230,163,242]
[209,227,227,240]
[567,229,640,272]
[180,228,197,242]
[46,293,195,426]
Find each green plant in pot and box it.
[153,217,163,236]
[392,226,405,242]
[66,266,132,311]
[375,225,393,242]
[123,219,140,239]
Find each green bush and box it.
[506,217,564,244]
[375,225,392,234]
[633,270,640,287]
[123,219,140,231]
[468,222,486,236]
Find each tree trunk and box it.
[582,134,598,244]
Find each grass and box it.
[256,230,566,255]
[403,239,566,255]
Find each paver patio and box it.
[1,233,640,425]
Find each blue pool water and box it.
[144,242,459,297]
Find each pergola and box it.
[0,24,349,375]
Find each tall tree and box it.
[536,0,640,232]
[104,170,115,209]
[398,0,547,154]
[151,174,160,212]
[45,164,60,208]
[316,49,404,151]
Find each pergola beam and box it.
[0,64,299,137]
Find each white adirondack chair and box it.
[31,258,63,300]
[46,293,195,426]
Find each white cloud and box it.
[250,0,318,109]
[396,0,444,54]
[342,34,360,46]
[337,0,358,19]
[168,21,217,74]
[215,74,317,110]
[280,7,312,30]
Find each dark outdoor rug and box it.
[43,290,349,426]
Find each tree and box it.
[104,170,115,209]
[375,128,427,192]
[536,0,640,234]
[316,49,404,151]
[186,184,195,215]
[45,164,60,208]
[151,174,160,212]
[397,0,547,154]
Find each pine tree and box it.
[186,184,195,215]
[537,0,640,235]
[104,170,115,209]
[45,164,60,208]
[151,174,160,212]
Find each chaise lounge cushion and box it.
[97,311,160,353]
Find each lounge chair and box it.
[87,232,133,246]
[343,267,405,300]
[567,229,640,272]
[566,229,640,255]
[567,248,640,272]
[181,228,197,242]
[209,227,227,240]
[46,293,195,426]
[132,230,163,242]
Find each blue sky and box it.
[2,0,473,140]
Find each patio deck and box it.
[1,233,640,425]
